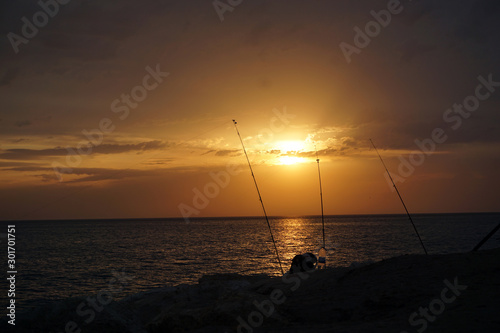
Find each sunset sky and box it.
[1,0,499,220]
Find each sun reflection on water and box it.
[273,217,315,263]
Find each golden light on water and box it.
[278,218,308,261]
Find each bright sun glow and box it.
[272,140,309,165]
[276,140,305,152]
[277,156,306,165]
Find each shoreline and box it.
[3,247,500,332]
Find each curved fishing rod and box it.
[315,145,326,249]
[369,139,428,255]
[315,145,327,269]
[233,120,285,275]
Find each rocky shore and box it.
[5,248,500,332]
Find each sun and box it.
[276,140,305,153]
[273,140,309,165]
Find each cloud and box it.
[0,140,169,160]
[201,149,241,157]
[4,165,167,184]
[0,161,40,168]
[15,120,32,127]
[141,158,174,166]
[258,134,364,159]
[11,116,52,129]
[215,149,241,157]
[201,149,216,156]
[93,140,168,154]
[59,167,160,183]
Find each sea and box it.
[1,213,499,313]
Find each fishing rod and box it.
[472,222,500,252]
[315,145,327,269]
[369,139,428,255]
[315,145,326,249]
[232,120,285,275]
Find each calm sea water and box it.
[1,213,499,311]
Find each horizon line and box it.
[1,211,499,223]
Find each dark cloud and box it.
[202,149,241,157]
[59,167,162,184]
[201,149,216,156]
[12,116,52,129]
[0,140,169,160]
[0,161,40,168]
[12,138,29,144]
[141,158,174,166]
[14,120,32,127]
[215,149,241,157]
[4,165,167,184]
[260,136,364,159]
[94,140,168,155]
[293,148,342,158]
